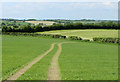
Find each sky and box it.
[0,0,118,20]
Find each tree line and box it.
[1,21,119,32]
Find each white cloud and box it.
[103,1,111,5]
[102,1,117,9]
[1,2,118,20]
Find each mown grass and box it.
[38,29,118,39]
[59,42,118,80]
[17,44,58,80]
[2,35,66,80]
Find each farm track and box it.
[4,42,75,81]
[6,43,56,80]
[48,42,75,80]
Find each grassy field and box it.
[17,44,58,80]
[54,20,100,24]
[59,42,118,80]
[2,35,66,80]
[2,35,118,80]
[0,21,33,26]
[37,29,118,40]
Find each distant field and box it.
[53,20,101,24]
[37,29,118,40]
[73,21,99,24]
[0,21,33,26]
[25,21,56,25]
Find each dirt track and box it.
[48,42,75,80]
[7,43,55,80]
[6,42,75,80]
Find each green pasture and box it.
[2,35,66,80]
[54,20,100,24]
[37,29,118,40]
[0,21,34,26]
[2,35,118,80]
[59,42,118,80]
[17,44,58,80]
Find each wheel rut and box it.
[48,42,75,80]
[6,43,56,80]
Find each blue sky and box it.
[1,2,118,20]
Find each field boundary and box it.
[2,32,120,44]
[5,43,56,80]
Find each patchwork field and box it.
[25,21,56,25]
[2,35,118,80]
[38,29,118,40]
[0,21,33,26]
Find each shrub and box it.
[93,37,120,44]
[68,36,82,40]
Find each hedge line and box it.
[2,32,120,44]
[2,32,66,39]
[68,36,82,40]
[93,37,120,44]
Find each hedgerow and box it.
[68,36,82,40]
[2,32,120,44]
[93,37,120,44]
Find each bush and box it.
[68,36,82,40]
[93,37,120,44]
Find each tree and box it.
[2,26,7,32]
[13,25,19,28]
[1,22,6,26]
[73,23,83,29]
[35,24,43,32]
